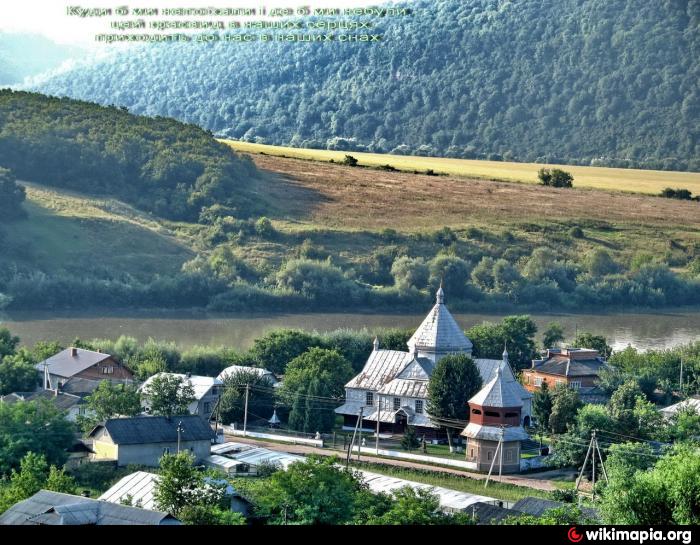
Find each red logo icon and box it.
[568,527,584,543]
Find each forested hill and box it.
[0,90,260,221]
[33,0,700,171]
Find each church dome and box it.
[407,287,473,357]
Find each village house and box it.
[139,372,223,421]
[0,490,180,525]
[335,287,532,439]
[522,347,607,398]
[0,389,92,422]
[88,415,214,467]
[35,347,134,396]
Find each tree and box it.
[548,386,582,434]
[391,256,429,291]
[79,381,141,431]
[467,315,538,369]
[0,351,40,395]
[142,374,196,418]
[243,455,366,525]
[0,328,19,359]
[218,368,274,425]
[600,444,700,525]
[551,403,616,469]
[154,451,226,519]
[608,380,644,433]
[0,400,75,475]
[401,426,420,451]
[532,381,552,439]
[248,329,321,375]
[427,354,482,451]
[538,168,573,188]
[572,333,612,358]
[503,505,595,525]
[542,322,565,349]
[0,168,27,222]
[585,249,619,277]
[280,348,353,433]
[366,486,473,525]
[0,452,75,513]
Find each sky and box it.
[0,0,384,45]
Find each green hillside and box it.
[34,0,700,171]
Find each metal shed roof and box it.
[0,490,179,525]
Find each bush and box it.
[342,155,359,167]
[538,168,574,188]
[569,226,584,238]
[660,188,694,200]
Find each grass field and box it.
[224,140,700,197]
[1,183,194,278]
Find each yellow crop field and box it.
[222,140,700,196]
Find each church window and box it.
[415,400,423,414]
[485,411,500,417]
[471,408,482,415]
[366,392,374,406]
[393,397,401,410]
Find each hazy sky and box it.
[1,0,383,45]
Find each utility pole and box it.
[484,426,505,489]
[498,425,504,482]
[346,406,363,469]
[680,358,684,396]
[176,420,184,454]
[357,406,364,462]
[243,383,250,436]
[375,397,381,455]
[576,429,608,499]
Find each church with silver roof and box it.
[335,287,532,441]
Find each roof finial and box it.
[373,337,379,351]
[502,342,509,363]
[436,280,445,304]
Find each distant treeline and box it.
[33,0,700,171]
[0,90,260,221]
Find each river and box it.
[1,309,699,353]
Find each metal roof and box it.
[99,471,159,510]
[660,397,700,418]
[469,364,524,408]
[25,390,85,410]
[0,490,180,525]
[377,377,429,398]
[357,469,495,511]
[531,354,606,377]
[139,373,222,402]
[35,348,113,379]
[90,416,215,445]
[228,447,305,469]
[100,471,236,511]
[407,289,473,354]
[345,349,414,391]
[210,442,254,455]
[217,365,278,384]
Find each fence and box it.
[224,426,324,448]
[351,445,478,470]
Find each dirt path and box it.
[223,434,560,492]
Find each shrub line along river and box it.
[1,310,699,353]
